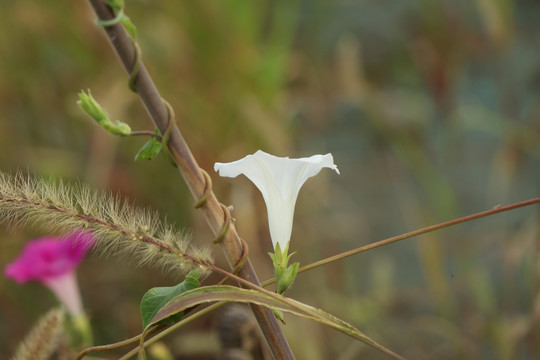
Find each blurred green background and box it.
[1,0,539,359]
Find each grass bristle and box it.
[0,172,213,275]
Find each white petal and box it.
[215,150,339,251]
[43,271,83,316]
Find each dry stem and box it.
[85,1,294,358]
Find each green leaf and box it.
[140,272,200,329]
[142,285,405,360]
[134,136,163,161]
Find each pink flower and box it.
[5,231,94,316]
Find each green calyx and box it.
[77,89,131,136]
[268,242,300,295]
[69,313,93,348]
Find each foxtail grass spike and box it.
[0,172,212,275]
[11,308,65,360]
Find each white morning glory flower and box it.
[214,150,339,253]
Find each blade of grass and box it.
[140,286,405,360]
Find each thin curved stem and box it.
[129,130,162,139]
[262,197,540,287]
[76,325,164,360]
[118,302,227,360]
[95,8,124,26]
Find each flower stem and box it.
[117,302,226,360]
[76,325,164,360]
[129,130,162,139]
[262,197,540,287]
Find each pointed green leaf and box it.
[140,273,200,328]
[142,285,405,360]
[134,137,163,161]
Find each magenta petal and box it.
[62,231,95,264]
[4,231,95,284]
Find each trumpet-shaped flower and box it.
[5,231,94,316]
[214,150,339,253]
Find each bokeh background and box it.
[1,0,540,359]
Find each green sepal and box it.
[276,262,299,295]
[134,129,163,160]
[77,89,131,136]
[269,242,300,295]
[268,242,295,269]
[68,313,93,348]
[140,271,200,329]
[102,119,131,137]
